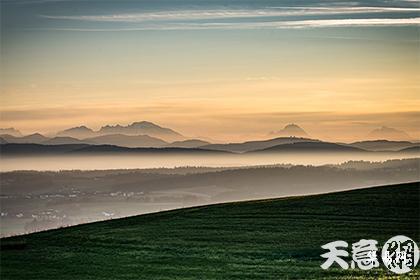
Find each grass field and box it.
[1,182,419,279]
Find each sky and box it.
[0,0,419,142]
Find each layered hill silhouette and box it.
[0,133,206,149]
[0,133,49,144]
[0,144,90,155]
[251,141,366,153]
[399,146,420,153]
[2,135,419,155]
[348,139,418,151]
[201,137,319,153]
[165,139,210,148]
[42,136,95,145]
[84,134,168,148]
[1,122,418,153]
[0,143,229,155]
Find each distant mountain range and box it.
[56,121,185,142]
[366,126,412,141]
[0,133,210,149]
[0,128,22,137]
[1,123,417,153]
[98,121,184,142]
[2,130,420,155]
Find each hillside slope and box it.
[1,182,419,279]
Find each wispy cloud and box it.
[36,6,420,31]
[40,6,420,22]
[277,17,420,28]
[9,0,72,4]
[32,17,420,31]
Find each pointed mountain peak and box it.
[75,125,93,131]
[129,121,161,129]
[59,125,94,133]
[57,125,95,139]
[270,124,309,137]
[27,133,45,137]
[367,126,411,141]
[284,123,304,131]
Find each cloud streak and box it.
[40,6,420,22]
[278,17,420,28]
[33,17,420,31]
[37,6,420,31]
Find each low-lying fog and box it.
[1,152,418,171]
[0,157,418,237]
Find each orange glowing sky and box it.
[1,0,419,142]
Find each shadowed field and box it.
[1,182,419,279]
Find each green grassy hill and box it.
[1,182,419,279]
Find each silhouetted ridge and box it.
[202,137,319,153]
[0,143,230,155]
[0,143,90,154]
[348,139,417,151]
[252,141,366,153]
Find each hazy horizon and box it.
[1,158,418,237]
[1,0,419,142]
[1,118,419,143]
